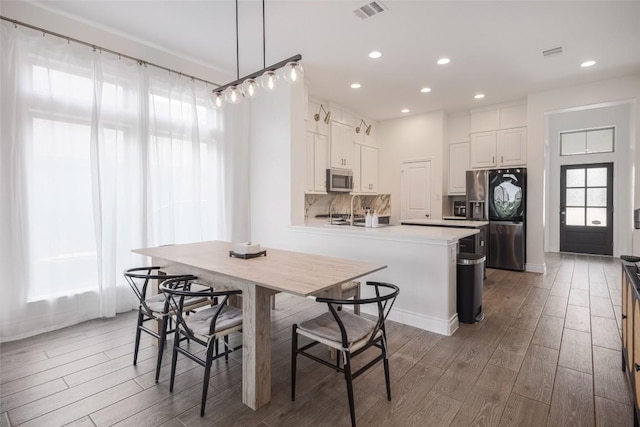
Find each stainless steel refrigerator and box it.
[487,169,526,271]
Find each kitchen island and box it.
[285,223,479,335]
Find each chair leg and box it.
[169,332,180,392]
[291,324,298,401]
[343,352,356,427]
[133,310,144,365]
[201,340,216,417]
[382,336,391,401]
[354,286,361,316]
[155,315,169,383]
[224,335,229,362]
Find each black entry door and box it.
[560,163,613,255]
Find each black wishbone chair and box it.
[124,267,212,383]
[160,278,243,417]
[291,281,400,427]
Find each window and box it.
[560,127,614,156]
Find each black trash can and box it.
[457,253,485,324]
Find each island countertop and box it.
[295,221,478,245]
[401,218,489,228]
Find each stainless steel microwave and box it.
[326,168,353,193]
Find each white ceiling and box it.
[21,1,640,121]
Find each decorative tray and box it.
[622,255,640,263]
[229,250,267,259]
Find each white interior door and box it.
[401,160,431,220]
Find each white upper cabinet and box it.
[469,102,527,168]
[448,142,469,194]
[360,145,378,194]
[498,127,527,166]
[470,131,497,168]
[470,109,500,133]
[470,127,527,168]
[305,132,328,194]
[330,121,355,169]
[352,144,361,193]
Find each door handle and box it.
[425,214,430,218]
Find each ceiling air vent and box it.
[354,1,387,20]
[542,46,564,58]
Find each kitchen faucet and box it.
[350,194,361,226]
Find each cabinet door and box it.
[470,131,497,168]
[498,127,527,166]
[448,142,469,194]
[623,272,629,358]
[330,122,344,168]
[352,144,361,193]
[634,299,640,407]
[360,145,378,194]
[628,283,634,373]
[313,134,328,192]
[343,124,356,168]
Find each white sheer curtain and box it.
[0,21,249,342]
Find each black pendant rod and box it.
[235,0,240,80]
[262,0,266,69]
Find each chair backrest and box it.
[124,266,196,315]
[315,281,399,350]
[160,277,242,339]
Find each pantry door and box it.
[401,160,431,220]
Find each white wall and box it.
[546,102,634,256]
[527,74,640,271]
[377,111,445,222]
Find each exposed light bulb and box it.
[260,70,279,91]
[282,61,304,84]
[241,78,259,98]
[211,91,224,109]
[224,86,242,104]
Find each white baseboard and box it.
[526,263,546,274]
[361,306,458,336]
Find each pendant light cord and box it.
[235,0,239,80]
[262,0,266,69]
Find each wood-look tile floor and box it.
[0,253,634,426]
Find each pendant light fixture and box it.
[211,0,303,107]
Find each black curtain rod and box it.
[0,16,221,88]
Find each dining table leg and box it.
[241,283,273,410]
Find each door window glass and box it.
[566,169,585,187]
[566,207,585,226]
[587,208,607,227]
[566,188,585,206]
[587,188,607,207]
[587,168,607,186]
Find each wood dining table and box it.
[132,240,387,410]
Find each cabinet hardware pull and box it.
[635,363,640,372]
[622,314,627,319]
[501,155,503,163]
[492,156,495,163]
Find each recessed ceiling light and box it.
[369,51,382,59]
[474,94,485,99]
[350,83,361,89]
[581,60,596,68]
[437,58,450,65]
[401,108,410,113]
[420,87,432,93]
